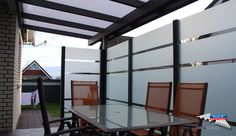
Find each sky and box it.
[22,0,213,79]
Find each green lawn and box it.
[21,102,60,117]
[46,102,60,117]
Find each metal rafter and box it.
[88,0,197,45]
[22,13,104,32]
[23,24,92,39]
[111,0,145,8]
[20,0,120,22]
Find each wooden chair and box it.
[170,83,208,136]
[37,77,90,136]
[130,82,172,136]
[71,80,99,126]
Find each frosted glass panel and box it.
[133,69,173,105]
[107,41,128,60]
[180,31,236,63]
[107,58,128,72]
[65,100,71,107]
[65,61,99,73]
[65,74,99,98]
[180,64,236,136]
[65,48,100,60]
[107,73,128,102]
[46,0,135,18]
[64,47,100,100]
[133,23,172,53]
[180,1,236,39]
[133,47,172,69]
[106,100,125,105]
[23,19,97,36]
[22,3,112,28]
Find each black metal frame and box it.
[16,0,198,43]
[58,47,66,130]
[100,38,108,104]
[89,0,198,45]
[128,39,133,106]
[22,13,104,32]
[19,0,119,22]
[23,24,92,39]
[173,20,180,104]
[110,0,145,8]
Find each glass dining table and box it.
[65,104,198,135]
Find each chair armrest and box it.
[50,125,94,136]
[49,117,73,124]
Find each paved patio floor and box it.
[0,127,66,136]
[0,110,100,136]
[16,110,60,129]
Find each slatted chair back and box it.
[71,81,99,106]
[171,83,208,136]
[146,82,172,113]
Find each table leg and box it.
[160,127,167,136]
[72,113,77,128]
[147,128,155,136]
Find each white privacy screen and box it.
[132,23,173,106]
[107,41,128,102]
[179,1,236,136]
[64,47,100,115]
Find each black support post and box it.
[100,38,107,104]
[128,39,133,106]
[173,20,180,104]
[58,46,65,130]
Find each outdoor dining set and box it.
[36,77,211,136]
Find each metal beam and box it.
[173,20,180,104]
[20,0,120,22]
[22,24,92,39]
[88,0,197,45]
[58,46,66,131]
[128,39,133,106]
[99,38,107,105]
[22,13,104,32]
[111,0,145,8]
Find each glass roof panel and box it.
[22,3,112,28]
[23,19,98,36]
[46,0,136,18]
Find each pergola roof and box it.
[17,0,198,45]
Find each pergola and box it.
[15,0,198,45]
[15,0,199,114]
[2,0,236,135]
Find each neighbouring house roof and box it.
[22,60,52,79]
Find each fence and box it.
[22,79,61,103]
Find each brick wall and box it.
[0,6,21,131]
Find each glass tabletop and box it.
[65,104,198,133]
